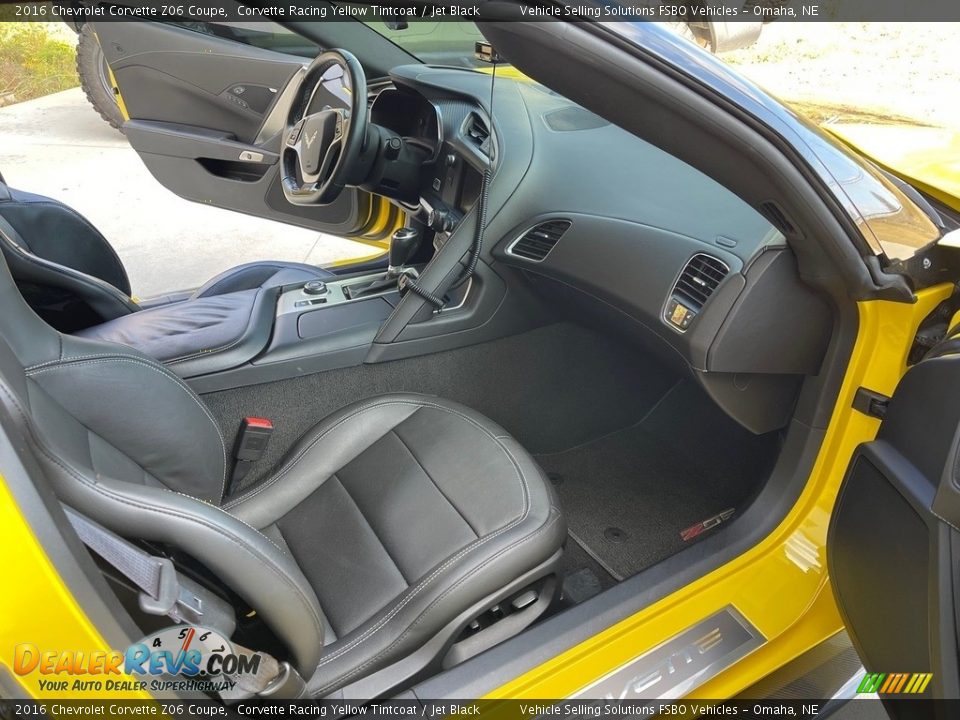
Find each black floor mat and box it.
[538,381,781,580]
[555,532,618,604]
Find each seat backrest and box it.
[0,182,139,326]
[0,250,325,673]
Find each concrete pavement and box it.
[0,88,369,298]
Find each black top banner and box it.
[2,0,960,23]
[0,698,953,718]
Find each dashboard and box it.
[371,83,488,239]
[371,89,441,161]
[371,66,834,434]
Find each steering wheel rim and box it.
[281,49,368,206]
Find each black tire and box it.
[661,20,714,53]
[76,25,125,132]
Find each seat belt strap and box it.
[63,506,304,698]
[64,505,208,626]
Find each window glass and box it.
[166,21,320,58]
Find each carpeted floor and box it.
[203,322,678,490]
[537,381,781,580]
[204,321,781,588]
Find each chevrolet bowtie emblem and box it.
[304,130,319,149]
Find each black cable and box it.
[451,61,497,292]
[405,275,447,308]
[450,166,491,291]
[403,60,497,310]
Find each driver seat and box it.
[0,247,566,697]
[0,179,333,331]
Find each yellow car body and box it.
[3,20,959,707]
[3,188,955,705]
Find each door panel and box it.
[91,19,382,239]
[829,353,960,715]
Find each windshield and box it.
[338,9,488,68]
[330,14,947,261]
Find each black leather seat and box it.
[0,180,332,329]
[0,249,565,697]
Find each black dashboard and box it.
[371,89,442,161]
[371,66,833,434]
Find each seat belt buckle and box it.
[229,417,274,493]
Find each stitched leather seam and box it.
[315,510,562,693]
[224,399,424,508]
[27,352,138,372]
[12,199,129,282]
[165,290,263,365]
[170,490,288,556]
[308,412,530,671]
[56,460,326,647]
[225,398,510,510]
[0,380,324,648]
[26,356,228,500]
[333,473,411,586]
[2,244,134,313]
[391,428,480,539]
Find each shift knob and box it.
[389,227,421,274]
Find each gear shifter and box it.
[344,227,423,300]
[388,227,421,276]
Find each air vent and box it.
[508,220,571,262]
[464,113,492,156]
[664,253,730,331]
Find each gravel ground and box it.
[724,22,960,130]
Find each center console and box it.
[186,224,436,394]
[276,273,400,342]
[184,269,401,394]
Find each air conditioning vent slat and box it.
[669,253,730,315]
[464,113,492,157]
[508,220,571,262]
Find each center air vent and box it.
[664,253,730,331]
[507,220,571,262]
[463,113,492,156]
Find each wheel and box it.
[76,25,125,132]
[668,21,714,52]
[281,49,370,206]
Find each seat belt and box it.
[62,507,306,697]
[63,505,218,628]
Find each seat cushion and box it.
[76,288,276,379]
[224,393,566,696]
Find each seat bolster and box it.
[46,458,328,676]
[0,217,138,323]
[226,393,567,696]
[25,335,228,504]
[307,495,564,696]
[192,261,335,299]
[0,186,131,295]
[224,396,426,528]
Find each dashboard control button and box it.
[303,280,328,296]
[385,136,402,160]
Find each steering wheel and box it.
[281,49,368,206]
